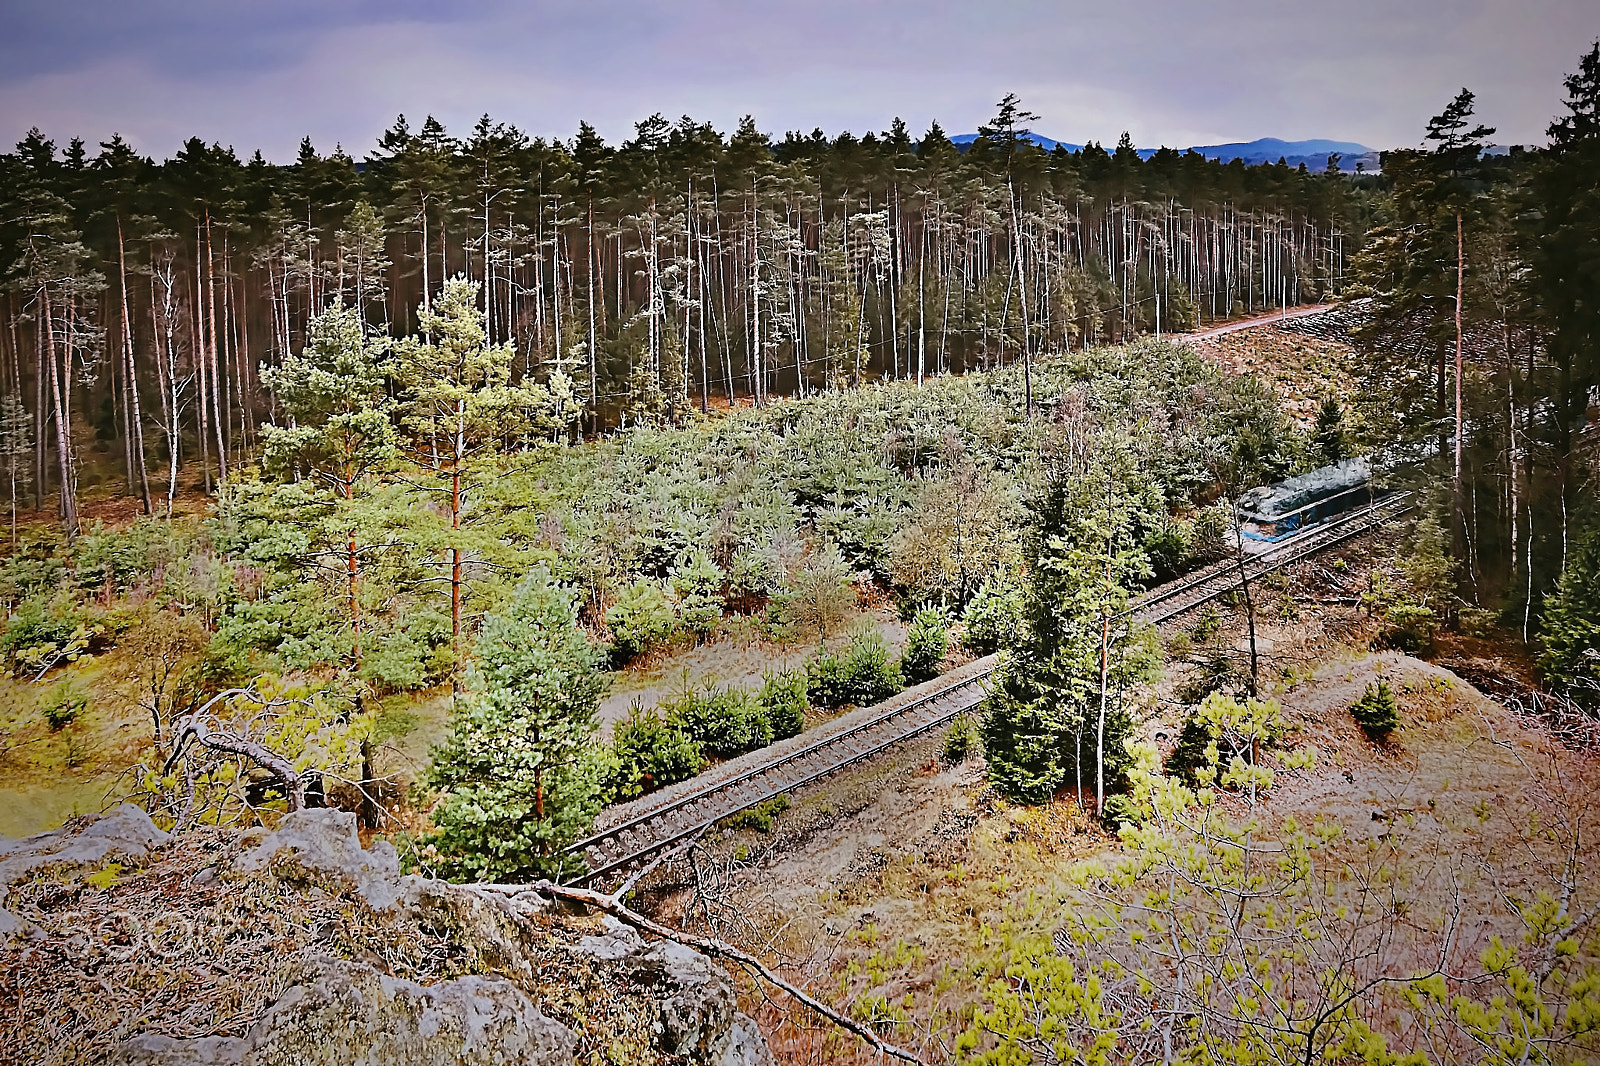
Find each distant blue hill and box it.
[948,133,1379,172]
[949,132,1083,152]
[1173,137,1371,162]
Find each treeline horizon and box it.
[1,95,1389,532]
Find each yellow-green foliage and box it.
[946,691,1600,1065]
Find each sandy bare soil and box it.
[595,606,914,734]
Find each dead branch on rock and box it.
[165,688,306,811]
[478,879,925,1065]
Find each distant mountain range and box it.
[949,133,1382,172]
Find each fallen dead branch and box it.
[478,878,925,1065]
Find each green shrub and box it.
[607,704,703,801]
[1191,503,1234,563]
[1350,679,1399,737]
[722,794,790,833]
[1177,646,1240,704]
[1164,711,1216,780]
[2,595,103,677]
[1539,526,1600,702]
[758,669,808,740]
[900,607,949,684]
[605,580,676,658]
[43,683,88,731]
[960,578,1023,655]
[670,549,725,638]
[663,683,772,759]
[425,568,609,882]
[943,714,979,763]
[359,611,452,694]
[1143,517,1192,582]
[770,542,854,639]
[806,625,904,709]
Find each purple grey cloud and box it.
[0,0,1591,160]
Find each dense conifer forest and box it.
[0,95,1384,525]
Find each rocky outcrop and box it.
[122,960,579,1066]
[577,919,774,1066]
[0,804,168,937]
[2,808,772,1066]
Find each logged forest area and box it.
[2,35,1600,1066]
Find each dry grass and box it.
[0,823,701,1066]
[1190,328,1359,429]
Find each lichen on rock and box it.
[1,808,772,1066]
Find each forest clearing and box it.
[1,29,1599,1066]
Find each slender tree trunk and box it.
[42,293,77,539]
[1234,500,1260,695]
[587,196,598,432]
[450,400,466,691]
[34,306,44,511]
[118,219,153,514]
[1097,606,1110,813]
[206,214,228,484]
[917,217,927,386]
[193,235,212,494]
[1453,211,1465,549]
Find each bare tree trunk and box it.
[118,218,153,514]
[587,196,598,432]
[1097,606,1110,813]
[917,214,927,386]
[1234,500,1260,695]
[34,307,44,511]
[450,401,466,691]
[206,213,228,484]
[194,234,212,494]
[42,292,78,539]
[1453,211,1465,550]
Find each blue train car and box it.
[1239,458,1372,542]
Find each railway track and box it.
[564,491,1413,886]
[1126,491,1414,625]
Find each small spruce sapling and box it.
[900,607,949,683]
[426,567,608,881]
[943,714,979,764]
[1350,678,1400,737]
[758,668,808,740]
[606,703,703,801]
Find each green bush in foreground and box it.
[722,794,790,833]
[960,578,1023,655]
[900,608,949,684]
[943,714,979,764]
[1351,678,1400,737]
[807,626,904,709]
[1540,526,1600,702]
[758,669,808,740]
[606,579,676,659]
[426,567,607,881]
[43,683,87,731]
[663,683,772,759]
[607,704,703,801]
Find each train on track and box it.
[1238,457,1375,542]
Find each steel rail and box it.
[564,490,1412,884]
[567,669,993,861]
[573,683,987,884]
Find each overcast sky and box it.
[0,0,1592,162]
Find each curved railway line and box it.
[564,490,1413,886]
